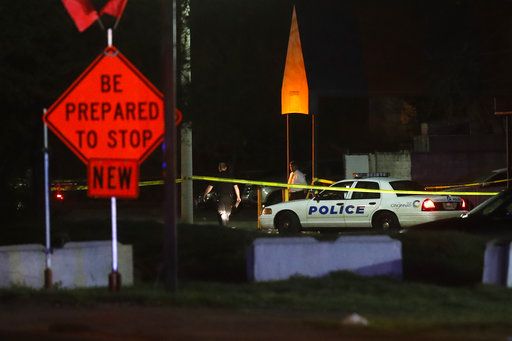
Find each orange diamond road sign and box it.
[44,46,164,164]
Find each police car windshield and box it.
[389,180,425,196]
[318,181,353,200]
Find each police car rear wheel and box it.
[275,212,301,234]
[373,211,400,231]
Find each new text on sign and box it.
[92,164,133,190]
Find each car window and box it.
[351,181,380,199]
[482,197,507,216]
[469,190,507,216]
[319,181,353,200]
[389,180,424,197]
[476,191,512,218]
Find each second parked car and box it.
[443,168,508,208]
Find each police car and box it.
[259,176,468,234]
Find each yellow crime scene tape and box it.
[50,176,501,197]
[188,176,499,196]
[313,178,335,185]
[50,178,183,192]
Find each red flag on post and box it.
[61,0,99,32]
[100,0,128,19]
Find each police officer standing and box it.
[203,162,241,226]
[287,161,307,200]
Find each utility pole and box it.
[162,0,178,292]
[494,96,512,189]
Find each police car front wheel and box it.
[372,211,400,231]
[275,211,301,234]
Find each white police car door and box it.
[344,180,382,227]
[305,181,353,228]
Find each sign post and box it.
[43,109,52,289]
[162,0,178,292]
[109,196,120,291]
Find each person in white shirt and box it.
[287,161,307,200]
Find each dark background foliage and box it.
[2,0,512,217]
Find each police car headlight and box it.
[262,208,272,215]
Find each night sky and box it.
[2,0,512,184]
[190,0,512,179]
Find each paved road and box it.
[0,304,375,341]
[192,205,266,230]
[0,303,497,340]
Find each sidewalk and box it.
[192,206,265,231]
[56,201,264,231]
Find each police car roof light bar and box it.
[352,172,390,179]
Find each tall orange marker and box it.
[282,6,308,115]
[281,6,314,194]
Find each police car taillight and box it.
[421,199,436,211]
[461,198,467,210]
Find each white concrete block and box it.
[0,244,45,288]
[482,240,512,287]
[53,241,133,288]
[482,240,511,286]
[508,244,512,287]
[247,235,402,282]
[0,241,133,289]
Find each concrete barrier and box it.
[52,241,133,288]
[247,235,402,282]
[482,239,511,287]
[0,244,46,288]
[0,241,133,289]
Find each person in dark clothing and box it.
[203,162,241,226]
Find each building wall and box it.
[344,132,506,185]
[412,151,506,186]
[369,151,411,179]
[344,151,411,179]
[411,134,506,185]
